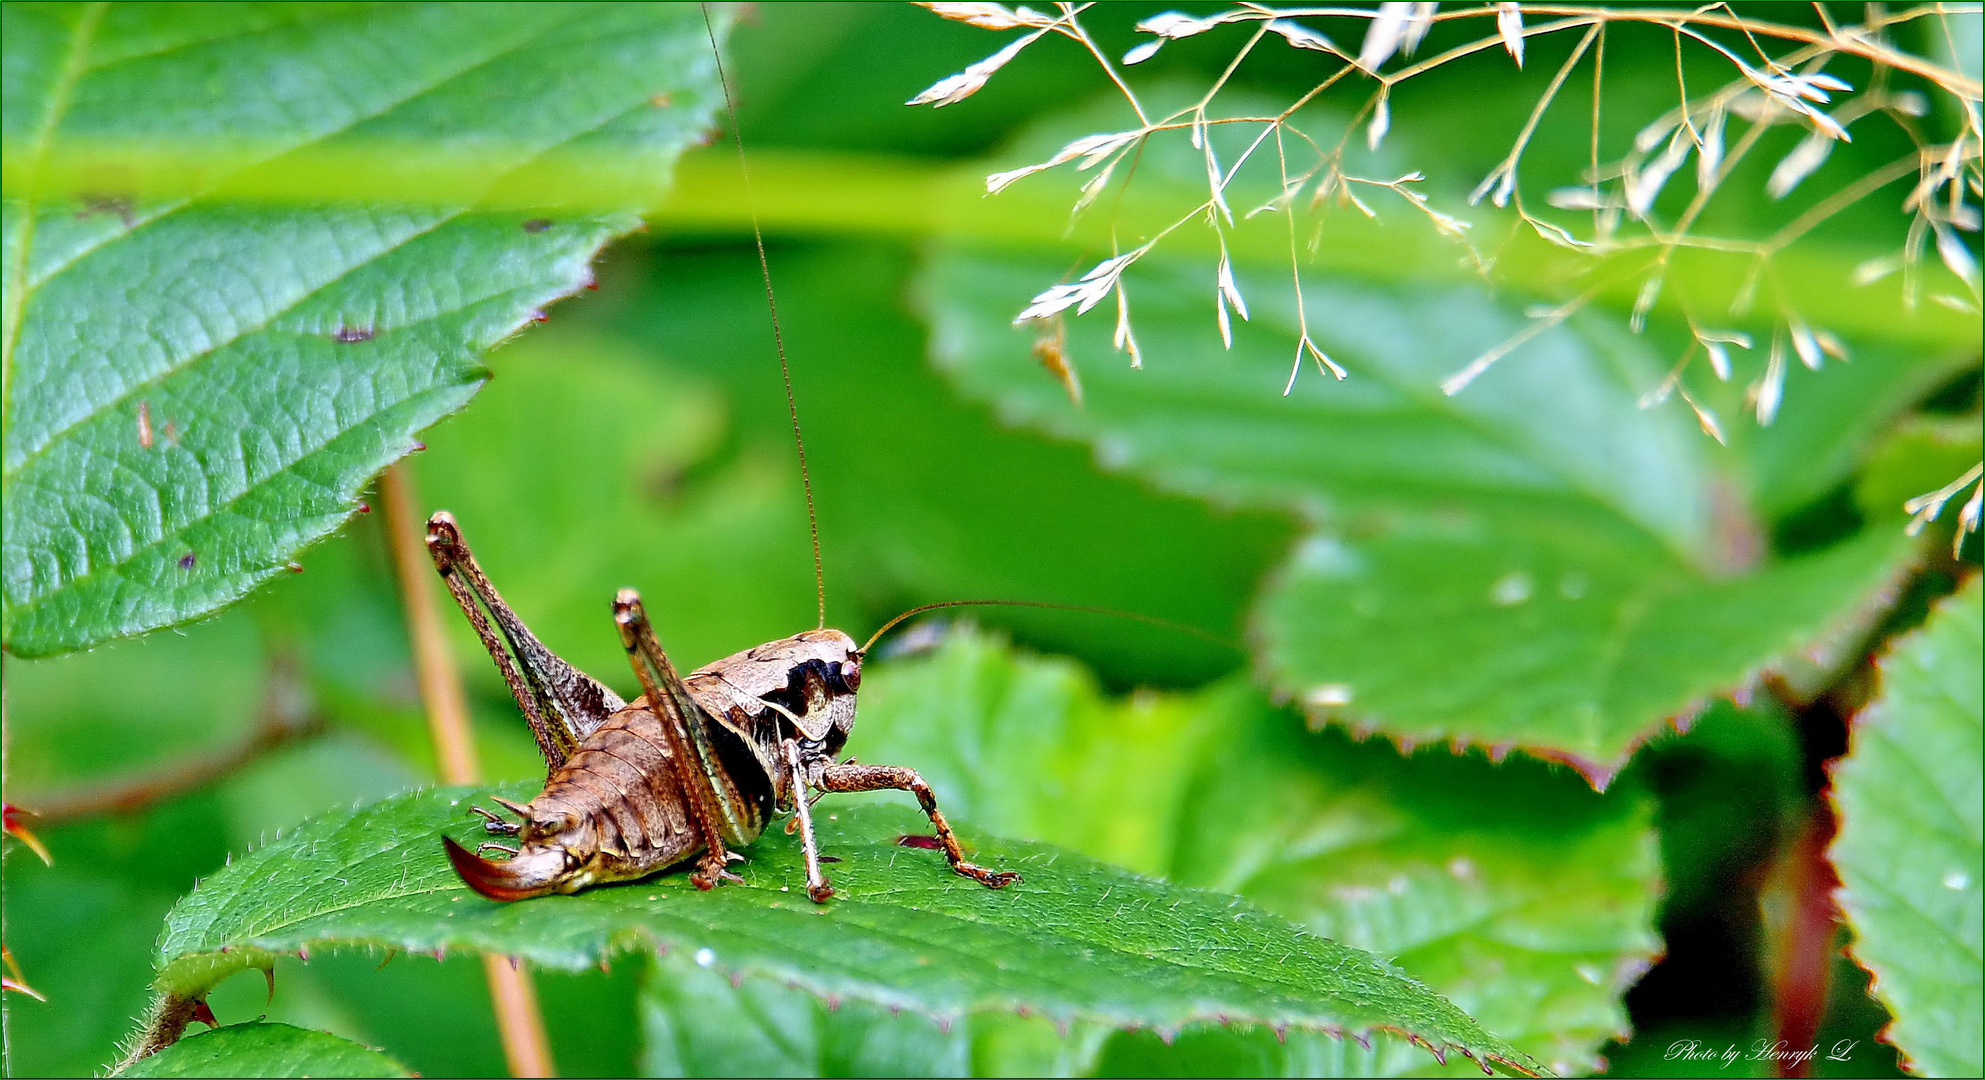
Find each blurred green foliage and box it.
[925,245,1922,780]
[3,3,1979,1078]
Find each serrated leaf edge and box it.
[1824,574,1983,1078]
[1249,526,1921,790]
[142,788,1548,1078]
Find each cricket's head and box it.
[696,628,863,756]
[791,627,863,754]
[443,795,609,901]
[758,628,863,757]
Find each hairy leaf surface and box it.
[922,249,1917,780]
[0,2,723,655]
[119,1022,413,1078]
[151,787,1541,1076]
[1830,577,1983,1078]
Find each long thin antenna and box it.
[702,4,827,630]
[859,599,1240,657]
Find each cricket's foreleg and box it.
[613,589,742,890]
[784,741,835,903]
[424,512,624,768]
[784,759,843,835]
[815,764,1020,890]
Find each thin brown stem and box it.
[379,463,556,1079]
[1054,4,1150,125]
[1494,4,1981,94]
[1672,29,1696,144]
[1639,86,1782,268]
[1381,14,1597,85]
[1475,23,1602,203]
[22,693,322,826]
[380,464,480,786]
[1198,22,1270,111]
[115,994,211,1073]
[485,954,555,1077]
[1763,151,1927,254]
[1590,23,1605,230]
[1763,802,1840,1080]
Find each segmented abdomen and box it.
[535,706,703,876]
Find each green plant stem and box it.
[4,144,1970,351]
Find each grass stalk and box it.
[379,463,557,1079]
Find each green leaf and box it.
[625,627,1657,1075]
[851,630,1658,1076]
[1258,515,1910,784]
[151,787,1542,1077]
[638,946,1110,1078]
[921,248,1918,780]
[0,2,724,656]
[118,1022,413,1078]
[634,629,1651,1076]
[638,944,972,1078]
[1830,577,1983,1078]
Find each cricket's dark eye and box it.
[837,661,859,692]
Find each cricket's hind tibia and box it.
[423,511,623,770]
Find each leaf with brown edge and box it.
[1830,576,1982,1078]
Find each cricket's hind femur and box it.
[443,836,572,901]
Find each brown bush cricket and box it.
[431,513,1019,904]
[435,6,1022,906]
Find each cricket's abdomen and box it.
[537,705,710,883]
[449,695,781,900]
